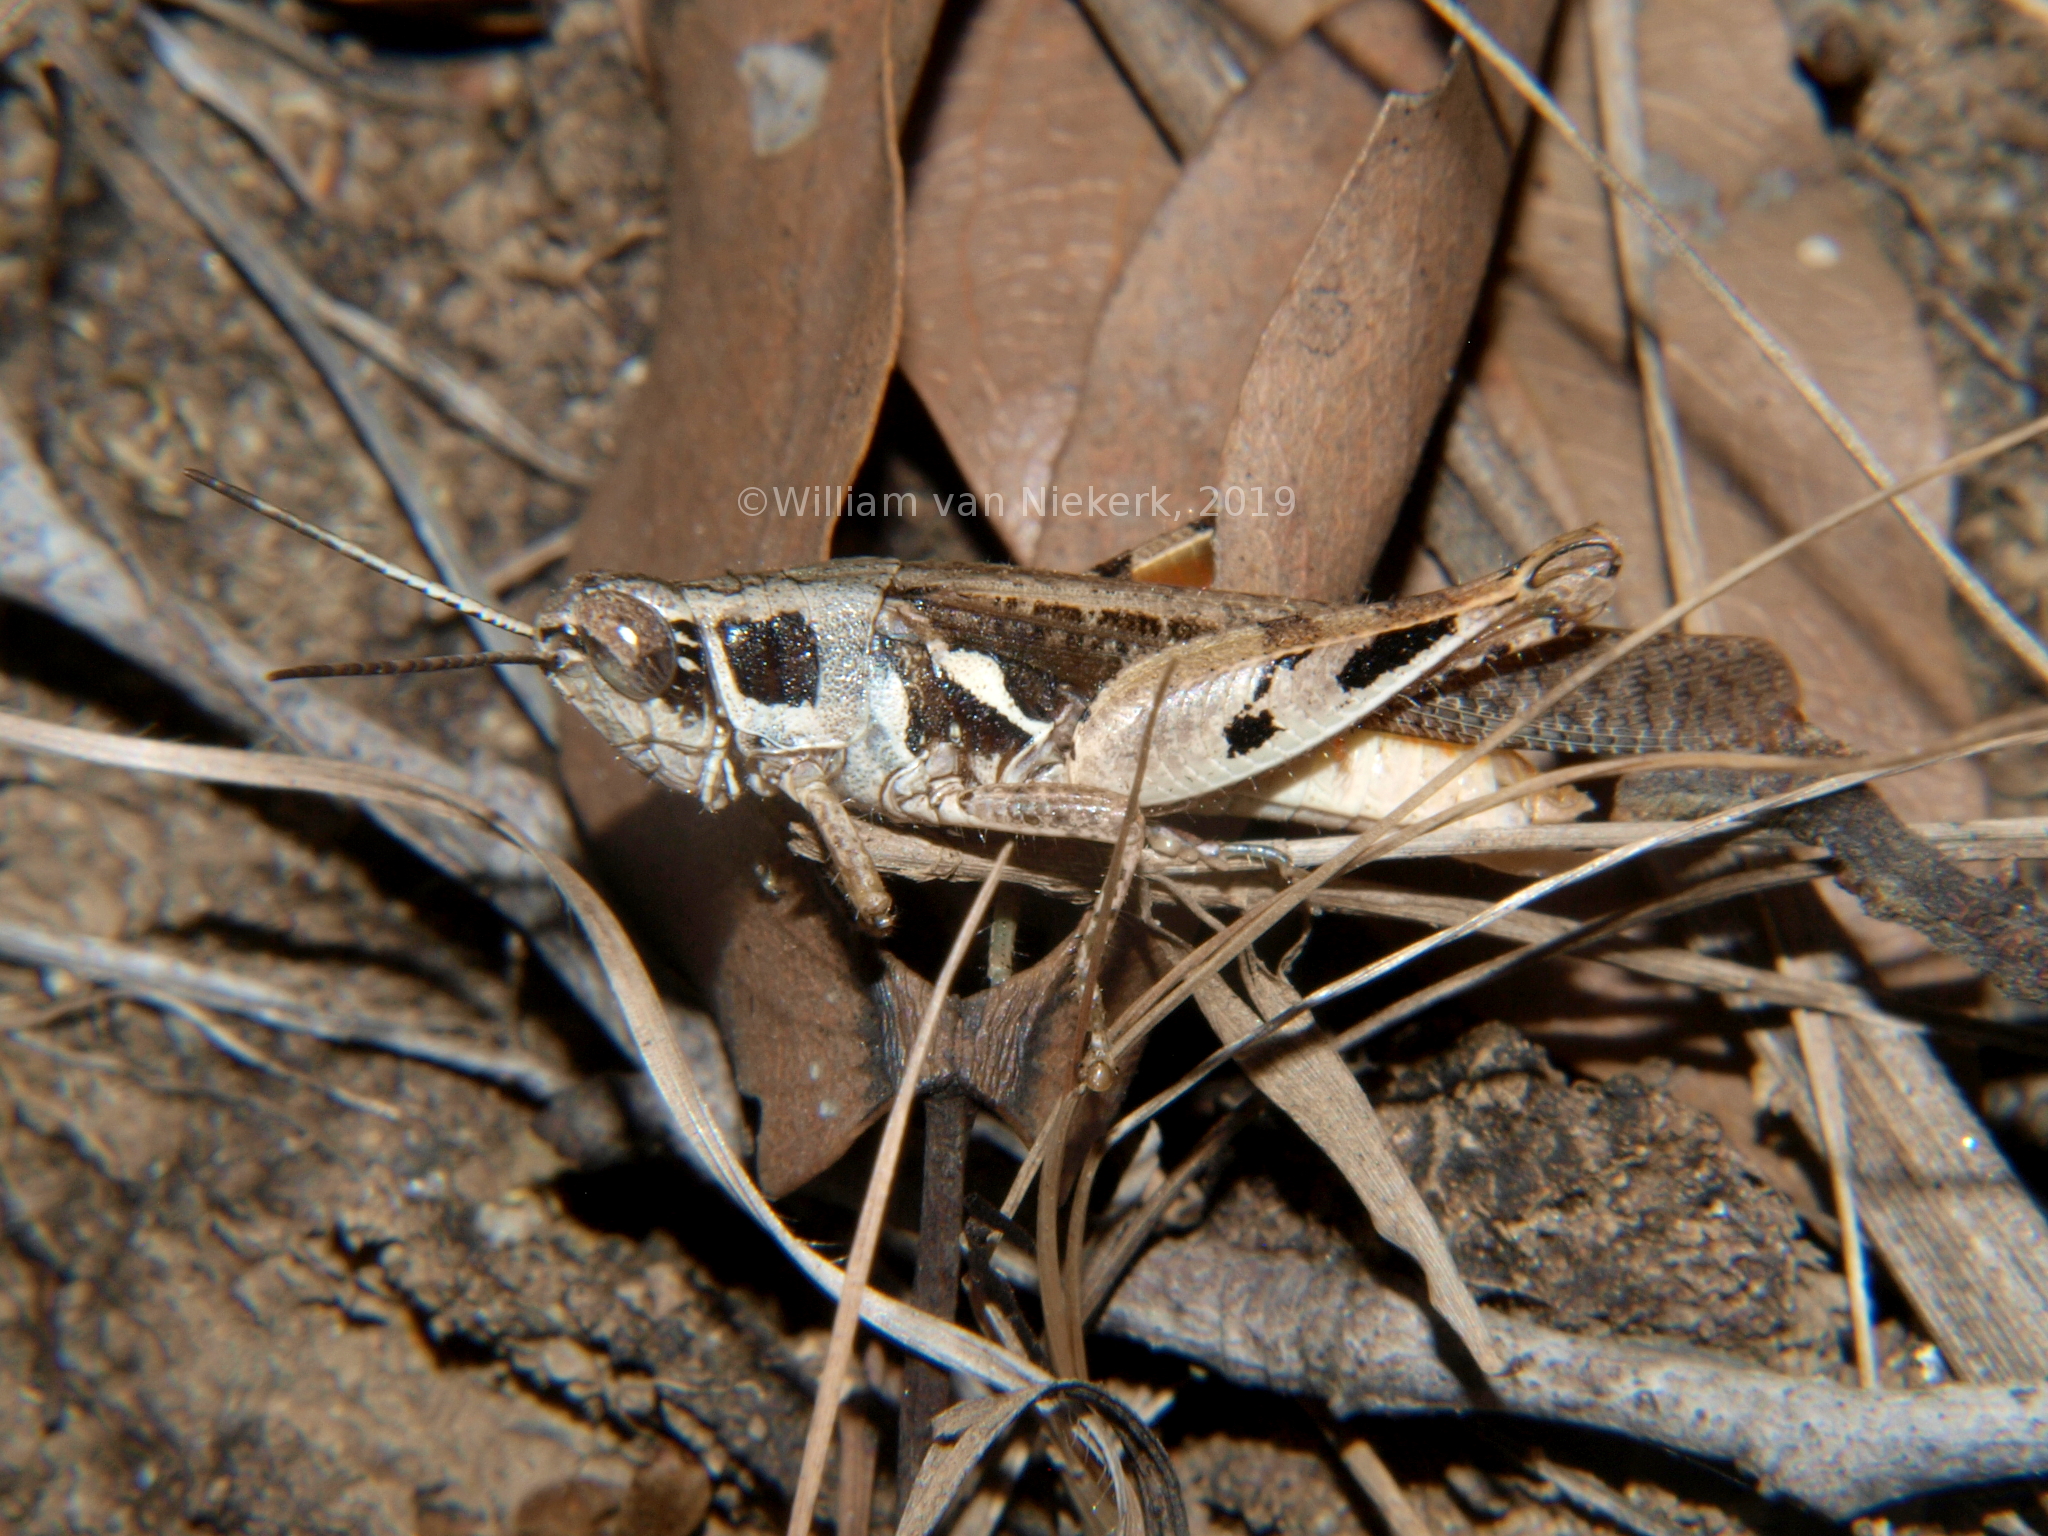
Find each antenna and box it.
[268,652,551,682]
[187,472,540,640]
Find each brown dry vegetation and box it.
[0,0,2046,1532]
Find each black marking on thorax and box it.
[877,635,949,754]
[663,628,711,712]
[1337,617,1456,692]
[936,674,1033,757]
[720,611,821,706]
[878,636,1037,759]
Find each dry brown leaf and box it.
[894,0,949,123]
[1222,0,1451,94]
[562,0,906,1196]
[1214,0,1558,599]
[1507,0,1968,727]
[1033,36,1384,571]
[899,0,1178,560]
[1476,277,1983,826]
[1320,0,1453,93]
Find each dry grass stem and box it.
[0,913,568,1097]
[1193,967,1502,1371]
[300,284,598,487]
[1338,1436,1437,1536]
[45,13,559,735]
[142,9,333,208]
[481,526,578,594]
[1093,412,2048,1086]
[149,993,408,1121]
[1279,707,2048,1021]
[1788,996,1878,1391]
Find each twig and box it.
[901,1089,971,1490]
[786,846,1015,1536]
[1752,1021,2048,1383]
[1440,390,1565,556]
[1092,410,2048,1096]
[0,916,568,1098]
[0,706,1046,1393]
[0,396,718,1118]
[1523,1455,1688,1536]
[1193,965,1502,1373]
[481,525,576,594]
[149,991,407,1120]
[797,811,2048,882]
[1929,288,2034,388]
[155,0,460,112]
[1082,1098,1259,1318]
[1417,0,2048,688]
[1101,1225,2048,1518]
[1073,0,1249,154]
[1270,709,2048,1024]
[45,13,559,739]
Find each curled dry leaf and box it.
[899,0,1178,561]
[1215,0,1561,600]
[561,0,907,1195]
[1033,36,1384,572]
[1502,0,1973,794]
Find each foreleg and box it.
[778,761,897,934]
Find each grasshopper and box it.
[191,474,1618,932]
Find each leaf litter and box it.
[2,0,2048,1531]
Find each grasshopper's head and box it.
[536,574,737,809]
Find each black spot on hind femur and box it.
[1338,617,1455,692]
[721,610,821,706]
[1224,708,1279,758]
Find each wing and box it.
[1374,629,1806,755]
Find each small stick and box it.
[900,1088,970,1492]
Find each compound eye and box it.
[572,590,678,702]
